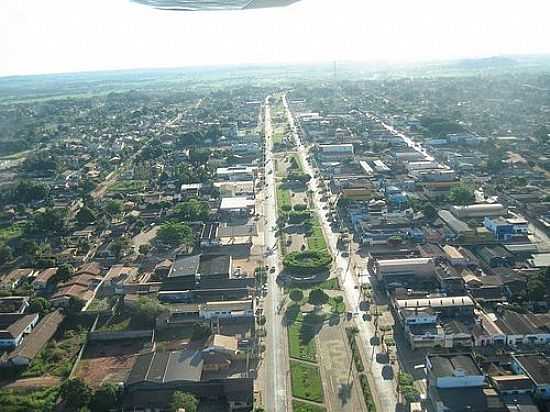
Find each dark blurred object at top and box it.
[131,0,302,11]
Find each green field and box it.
[306,217,328,253]
[292,400,326,412]
[0,223,24,243]
[276,185,292,212]
[108,179,147,193]
[290,360,324,402]
[288,322,317,362]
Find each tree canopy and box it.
[289,289,304,303]
[60,378,92,410]
[156,222,193,247]
[169,391,198,412]
[308,288,329,306]
[174,199,209,222]
[76,206,97,226]
[448,185,474,205]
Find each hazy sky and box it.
[2,0,550,77]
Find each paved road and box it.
[262,96,291,412]
[283,96,399,411]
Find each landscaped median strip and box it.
[290,360,324,403]
[345,327,377,412]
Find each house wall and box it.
[433,374,486,389]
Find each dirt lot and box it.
[75,339,147,388]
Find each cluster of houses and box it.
[290,96,550,411]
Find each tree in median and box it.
[308,288,329,307]
[289,289,304,304]
[156,222,193,247]
[60,378,92,410]
[169,391,199,412]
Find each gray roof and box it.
[513,354,550,385]
[127,349,204,385]
[169,255,200,278]
[429,354,482,378]
[495,311,539,336]
[218,224,257,238]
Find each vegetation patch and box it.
[283,250,332,275]
[276,185,292,213]
[21,328,84,378]
[292,399,326,412]
[290,360,324,403]
[108,179,147,193]
[0,223,24,243]
[288,322,317,362]
[0,386,60,412]
[359,374,377,412]
[306,217,328,253]
[328,296,346,314]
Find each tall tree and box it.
[169,391,198,412]
[60,378,92,410]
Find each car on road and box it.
[270,266,276,273]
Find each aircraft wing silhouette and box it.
[131,0,302,11]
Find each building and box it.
[124,348,253,411]
[438,210,475,239]
[374,258,435,282]
[168,254,232,281]
[101,265,139,295]
[219,197,256,216]
[427,354,485,389]
[2,310,64,366]
[0,268,36,290]
[442,245,468,266]
[216,166,257,181]
[51,273,102,307]
[318,143,354,159]
[32,267,58,290]
[0,313,39,348]
[484,217,529,241]
[512,354,550,400]
[0,296,29,314]
[495,311,550,346]
[395,296,475,319]
[200,222,220,248]
[479,246,513,268]
[451,204,506,219]
[200,300,254,320]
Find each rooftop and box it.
[513,354,550,385]
[429,354,482,378]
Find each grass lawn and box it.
[276,185,292,212]
[292,400,326,412]
[306,217,328,253]
[319,278,340,290]
[0,223,24,243]
[273,129,285,145]
[290,360,324,403]
[288,322,317,362]
[108,179,147,193]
